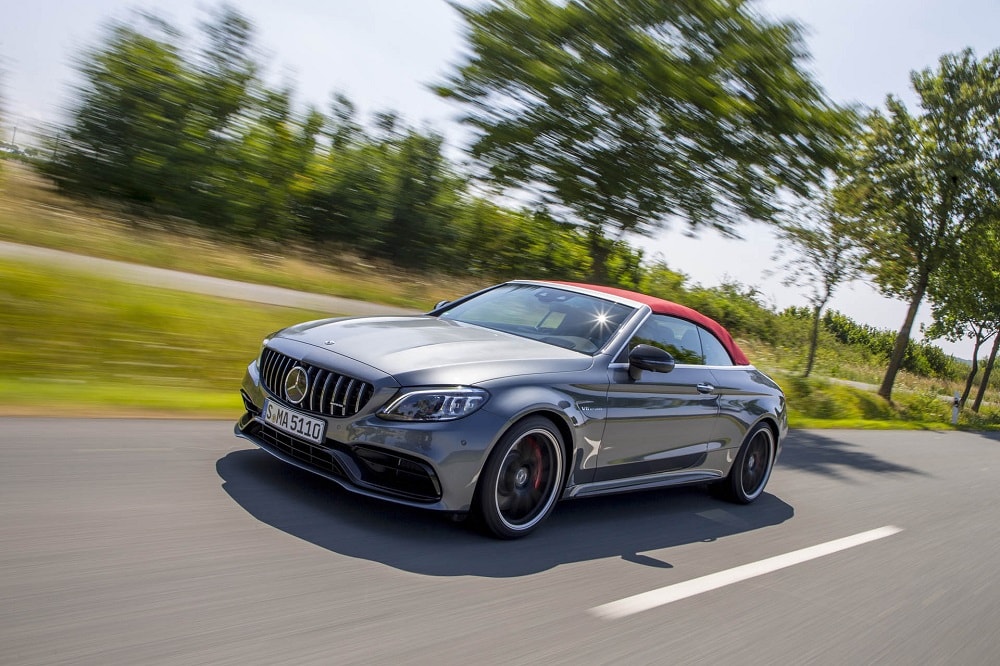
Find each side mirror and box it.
[433,300,450,311]
[628,344,675,381]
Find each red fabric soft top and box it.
[549,281,751,366]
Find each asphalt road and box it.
[2,420,999,665]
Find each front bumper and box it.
[235,363,507,513]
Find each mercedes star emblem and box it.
[284,366,309,404]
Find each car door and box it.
[596,314,722,482]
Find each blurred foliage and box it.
[437,0,856,280]
[38,5,650,282]
[0,70,6,173]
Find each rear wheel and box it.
[713,423,775,504]
[475,416,565,539]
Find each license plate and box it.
[263,399,327,445]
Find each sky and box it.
[2,0,999,357]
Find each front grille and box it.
[246,422,442,503]
[260,347,374,418]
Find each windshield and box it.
[439,284,637,355]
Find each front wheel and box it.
[713,423,776,504]
[475,416,565,539]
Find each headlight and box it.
[379,387,489,422]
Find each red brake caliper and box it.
[530,437,543,490]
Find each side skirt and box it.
[564,469,724,499]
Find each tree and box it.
[926,227,1000,409]
[300,116,465,268]
[42,14,194,204]
[180,4,260,224]
[377,128,462,268]
[773,187,864,377]
[844,49,1000,401]
[436,0,854,281]
[41,7,263,223]
[972,329,1000,412]
[225,87,325,239]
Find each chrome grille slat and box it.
[262,349,276,389]
[264,349,277,388]
[277,355,294,398]
[259,349,373,418]
[269,351,282,391]
[320,373,334,413]
[307,366,321,412]
[269,350,280,390]
[341,379,357,418]
[354,383,367,414]
[330,376,346,415]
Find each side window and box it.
[630,315,705,365]
[699,328,733,366]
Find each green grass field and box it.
[0,256,330,417]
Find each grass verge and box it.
[779,373,1000,431]
[0,379,240,418]
[0,255,330,418]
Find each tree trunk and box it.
[587,226,611,284]
[804,304,822,378]
[878,273,928,402]
[959,338,982,409]
[972,333,1000,413]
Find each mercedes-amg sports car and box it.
[235,280,787,538]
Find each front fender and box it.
[480,382,608,486]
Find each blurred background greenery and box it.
[2,162,996,426]
[1,1,998,427]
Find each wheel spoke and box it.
[512,490,532,518]
[525,486,542,510]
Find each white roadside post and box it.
[952,391,961,425]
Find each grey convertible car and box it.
[235,280,787,538]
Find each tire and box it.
[475,416,565,539]
[713,422,776,504]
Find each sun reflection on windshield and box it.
[592,310,612,329]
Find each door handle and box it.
[696,383,715,394]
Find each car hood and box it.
[275,315,595,384]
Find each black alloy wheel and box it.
[475,416,565,539]
[712,422,776,504]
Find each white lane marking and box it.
[591,526,903,620]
